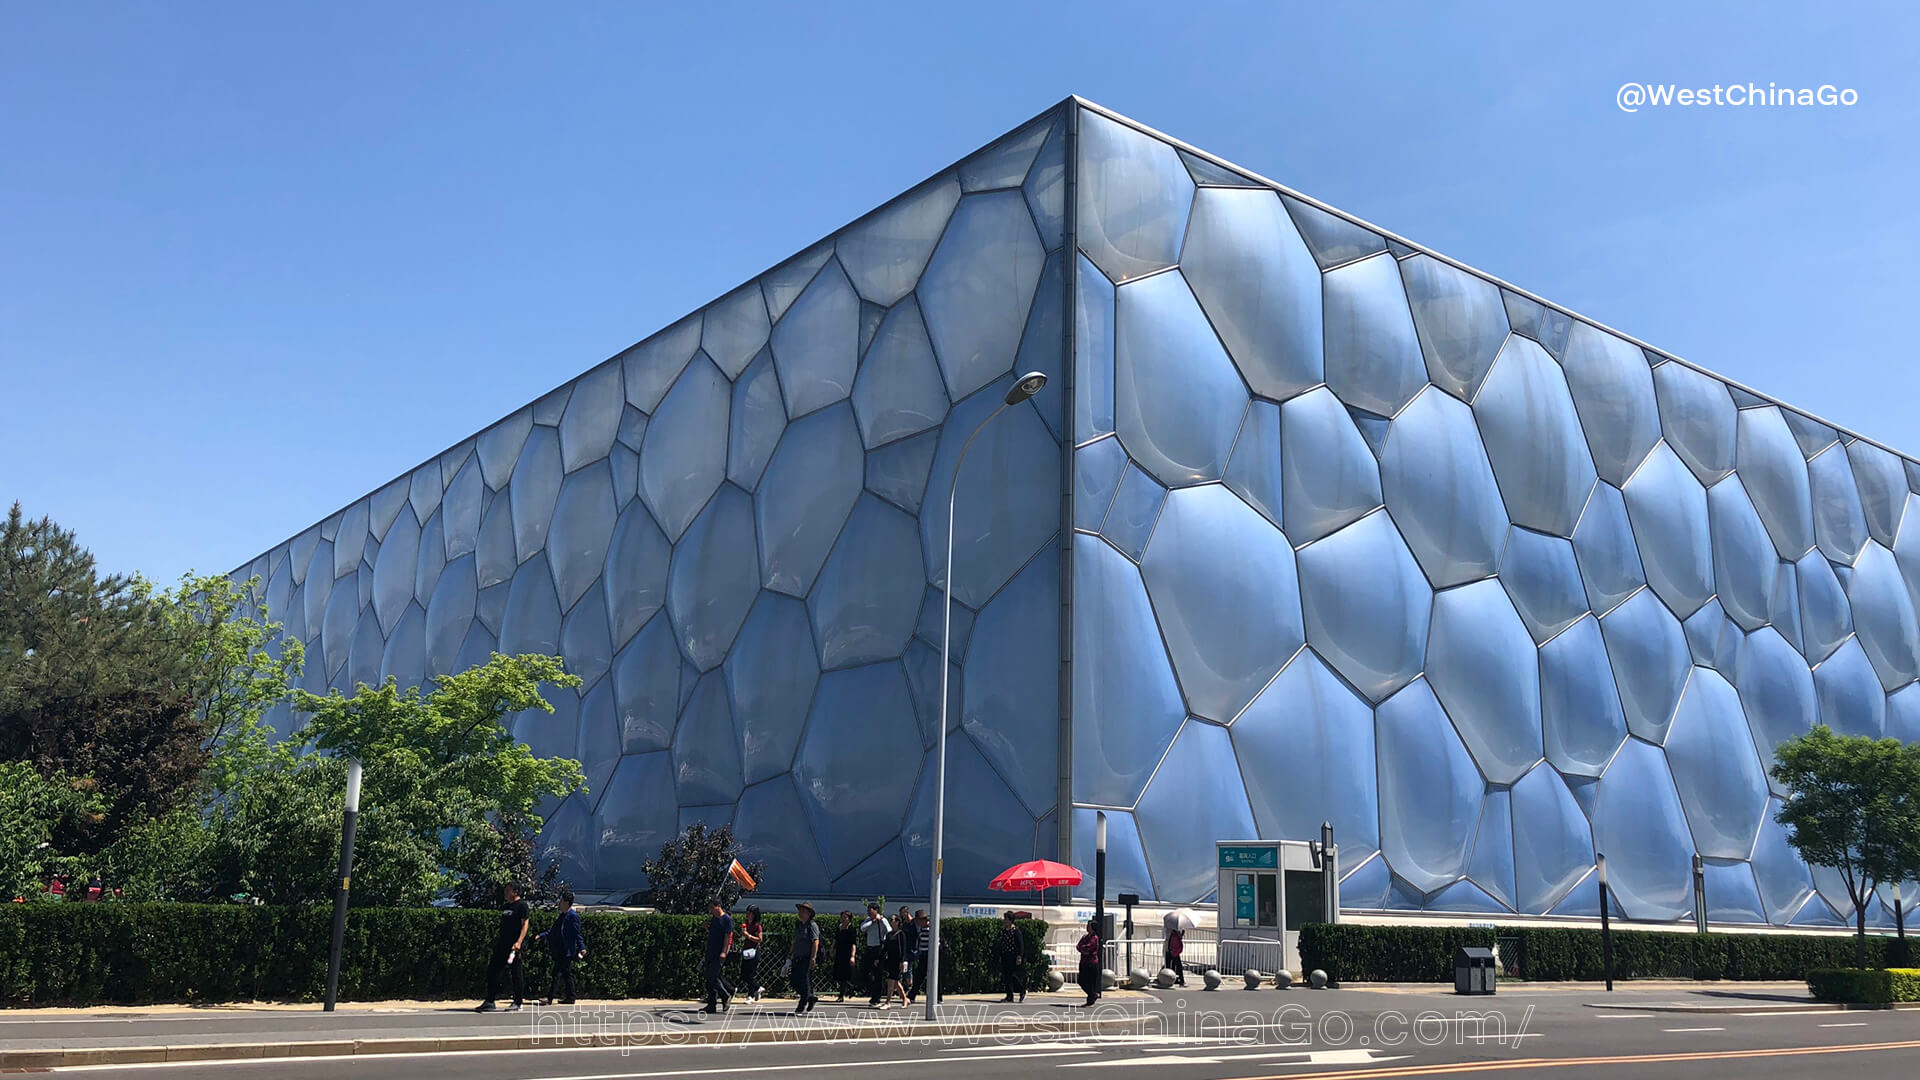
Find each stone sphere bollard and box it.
[1309,969,1328,989]
[1243,969,1263,990]
[1100,968,1118,990]
[1272,969,1293,989]
[1154,968,1177,989]
[1125,968,1151,990]
[1046,969,1065,992]
[1202,969,1223,990]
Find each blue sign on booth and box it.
[1218,844,1278,869]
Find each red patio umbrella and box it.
[990,860,1083,891]
[990,860,1084,927]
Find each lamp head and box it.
[1595,852,1608,888]
[1004,371,1048,405]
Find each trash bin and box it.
[1454,946,1496,996]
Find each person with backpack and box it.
[534,889,586,1005]
[996,911,1026,1003]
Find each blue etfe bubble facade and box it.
[233,99,1919,927]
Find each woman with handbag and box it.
[1075,918,1103,1007]
[737,906,764,1002]
[1164,927,1185,988]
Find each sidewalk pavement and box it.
[0,992,1154,1069]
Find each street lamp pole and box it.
[324,759,363,1012]
[927,372,1049,1023]
[1596,853,1613,993]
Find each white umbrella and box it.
[1164,908,1197,933]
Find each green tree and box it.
[159,571,304,790]
[253,652,589,906]
[641,822,766,913]
[447,811,568,908]
[0,761,107,901]
[1773,725,1920,965]
[0,505,204,842]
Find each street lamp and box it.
[926,370,1048,1022]
[1596,853,1613,993]
[1095,810,1108,933]
[324,759,363,1012]
[1692,854,1707,935]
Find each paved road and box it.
[12,988,1920,1080]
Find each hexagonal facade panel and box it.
[1664,668,1769,859]
[1113,268,1248,487]
[1425,579,1543,785]
[1179,187,1321,401]
[1376,678,1486,895]
[1323,253,1428,419]
[229,100,1916,916]
[1297,510,1433,702]
[1473,335,1598,538]
[1380,388,1508,588]
[1139,484,1304,723]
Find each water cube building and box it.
[236,98,1920,926]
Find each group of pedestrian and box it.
[702,899,824,1015]
[1066,919,1184,1006]
[476,883,586,1012]
[842,902,952,1009]
[471,884,1033,1015]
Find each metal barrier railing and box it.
[1213,937,1289,976]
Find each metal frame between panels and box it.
[1057,101,1080,869]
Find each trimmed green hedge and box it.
[0,904,1049,1006]
[1298,922,1905,985]
[1808,968,1920,1003]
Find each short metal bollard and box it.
[1454,946,1496,995]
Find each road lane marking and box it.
[51,1046,1099,1073]
[1215,1036,1920,1080]
[1663,1026,1725,1032]
[1066,1049,1404,1068]
[364,1048,1099,1080]
[1595,1013,1655,1019]
[1822,1022,1869,1028]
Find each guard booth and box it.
[1215,840,1336,976]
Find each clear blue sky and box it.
[4,2,1915,582]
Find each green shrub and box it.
[0,903,1049,1006]
[1294,923,1496,983]
[1807,968,1920,1003]
[1298,922,1904,985]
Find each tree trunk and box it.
[1856,902,1868,968]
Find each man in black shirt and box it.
[702,901,734,1014]
[476,883,531,1012]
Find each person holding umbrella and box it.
[1163,909,1196,988]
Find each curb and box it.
[1584,1000,1920,1014]
[0,1013,1147,1069]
